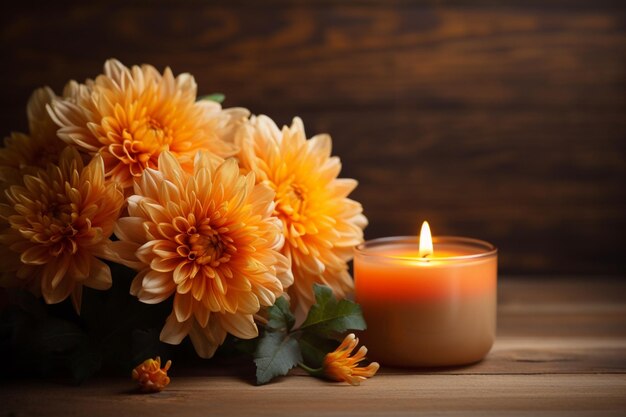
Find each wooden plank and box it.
[497,277,626,337]
[380,337,626,374]
[498,311,626,337]
[498,277,626,305]
[3,4,623,112]
[2,374,625,417]
[329,109,626,276]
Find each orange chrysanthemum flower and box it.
[108,151,293,358]
[323,333,379,386]
[0,147,124,312]
[132,356,172,393]
[237,116,367,321]
[49,59,249,190]
[0,87,69,185]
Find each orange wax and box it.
[355,236,497,367]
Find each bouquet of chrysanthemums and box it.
[0,59,378,389]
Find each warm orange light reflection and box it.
[418,221,433,258]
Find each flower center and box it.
[109,115,174,177]
[26,184,79,255]
[176,223,236,267]
[275,182,307,221]
[146,117,173,149]
[189,232,226,265]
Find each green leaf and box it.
[298,332,339,369]
[80,266,171,373]
[267,297,295,332]
[299,284,366,336]
[233,336,259,356]
[68,340,103,384]
[199,93,225,103]
[131,328,170,366]
[8,288,46,319]
[254,332,302,385]
[37,318,84,353]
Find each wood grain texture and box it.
[1,277,626,416]
[0,1,625,274]
[2,375,626,417]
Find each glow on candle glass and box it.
[418,221,433,258]
[354,223,498,367]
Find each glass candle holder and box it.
[354,236,497,367]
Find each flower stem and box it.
[298,362,325,378]
[253,313,269,326]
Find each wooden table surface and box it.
[2,276,625,416]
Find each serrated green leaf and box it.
[267,297,295,332]
[254,332,302,385]
[199,93,225,103]
[299,284,366,336]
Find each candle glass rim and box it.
[355,236,497,261]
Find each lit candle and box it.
[354,221,497,367]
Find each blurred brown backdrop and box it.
[1,1,625,275]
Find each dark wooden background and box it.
[1,1,624,275]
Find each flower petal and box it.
[188,318,226,359]
[174,293,193,322]
[115,217,147,244]
[219,313,258,339]
[103,240,143,269]
[20,245,49,265]
[83,257,112,291]
[160,312,192,345]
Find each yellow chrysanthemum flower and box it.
[108,151,293,358]
[237,116,367,321]
[48,59,249,190]
[132,356,172,393]
[0,87,68,185]
[0,147,124,312]
[323,333,379,385]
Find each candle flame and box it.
[419,221,433,258]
